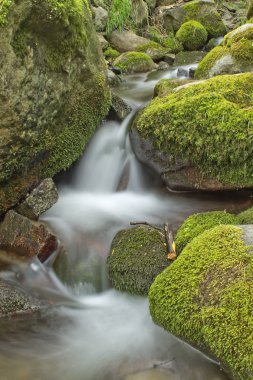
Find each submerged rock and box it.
[132,73,253,191]
[0,0,110,214]
[16,178,58,220]
[0,210,58,263]
[149,224,253,380]
[107,226,169,296]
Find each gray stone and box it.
[97,33,109,50]
[111,94,132,120]
[17,178,58,220]
[163,53,176,65]
[173,51,207,66]
[107,69,122,86]
[158,61,170,70]
[109,30,151,52]
[92,6,108,32]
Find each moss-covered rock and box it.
[107,226,169,295]
[162,32,183,54]
[136,41,168,61]
[153,78,192,98]
[104,46,120,61]
[175,211,238,253]
[132,73,253,190]
[113,51,156,73]
[237,206,253,224]
[175,20,208,51]
[0,0,110,214]
[195,24,253,79]
[149,225,253,380]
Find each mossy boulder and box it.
[0,0,110,214]
[237,206,253,224]
[175,211,238,254]
[195,24,253,79]
[132,73,253,191]
[173,50,206,66]
[175,21,208,51]
[153,78,192,98]
[107,226,169,295]
[113,51,156,73]
[149,225,253,380]
[104,46,120,61]
[136,42,168,61]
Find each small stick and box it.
[130,221,163,232]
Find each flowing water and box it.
[0,65,252,380]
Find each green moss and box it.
[113,51,156,73]
[135,73,253,186]
[153,78,191,98]
[224,24,253,46]
[237,206,253,224]
[0,0,12,26]
[146,26,164,45]
[230,38,253,67]
[194,45,229,79]
[107,226,168,296]
[136,41,162,52]
[162,32,183,54]
[183,0,227,38]
[175,211,238,254]
[149,225,253,380]
[104,46,120,60]
[176,21,207,51]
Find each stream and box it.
[0,64,252,380]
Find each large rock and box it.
[195,23,253,79]
[0,0,111,214]
[92,5,108,32]
[111,94,132,120]
[132,73,253,191]
[107,226,170,295]
[113,52,157,73]
[0,210,58,263]
[109,30,151,52]
[149,224,253,380]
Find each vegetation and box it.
[107,226,169,295]
[149,225,253,380]
[176,21,208,51]
[104,46,120,60]
[0,0,12,26]
[135,73,253,187]
[175,211,238,254]
[237,206,253,224]
[113,51,156,73]
[106,0,132,35]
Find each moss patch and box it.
[149,225,253,380]
[153,78,191,98]
[107,226,169,296]
[0,0,12,26]
[135,73,253,187]
[175,211,238,254]
[104,46,120,60]
[237,206,253,224]
[114,51,156,73]
[176,21,207,51]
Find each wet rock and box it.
[0,278,41,318]
[107,69,121,86]
[0,210,58,263]
[177,68,188,77]
[109,30,151,52]
[98,33,109,50]
[111,94,132,120]
[158,61,170,70]
[16,178,58,220]
[163,53,176,65]
[92,6,108,32]
[173,50,207,66]
[114,52,157,73]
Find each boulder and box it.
[109,30,151,52]
[131,0,149,27]
[195,23,253,79]
[173,50,207,65]
[111,94,132,120]
[107,226,169,295]
[175,20,208,51]
[97,33,109,50]
[92,5,108,32]
[113,52,157,73]
[132,73,253,191]
[107,69,122,86]
[149,224,253,380]
[0,0,110,214]
[0,210,58,263]
[136,41,169,61]
[16,178,58,220]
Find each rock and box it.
[158,61,170,70]
[149,224,253,380]
[0,278,41,318]
[107,226,169,295]
[107,69,121,86]
[173,50,207,65]
[175,211,238,254]
[97,33,109,50]
[176,20,208,51]
[110,66,122,75]
[205,36,224,51]
[16,178,58,220]
[104,46,120,61]
[131,0,149,27]
[195,23,253,79]
[113,52,157,73]
[163,53,175,65]
[237,206,253,224]
[189,67,196,78]
[109,30,151,52]
[92,6,108,32]
[144,0,157,9]
[111,94,132,120]
[132,73,253,191]
[153,78,192,97]
[0,0,110,214]
[136,41,168,61]
[0,210,58,263]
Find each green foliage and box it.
[0,0,12,26]
[146,26,164,44]
[163,32,183,54]
[149,225,253,380]
[135,73,253,186]
[107,226,168,295]
[175,211,238,253]
[176,21,208,51]
[194,45,229,79]
[106,0,132,35]
[237,206,253,224]
[104,46,120,60]
[113,51,155,73]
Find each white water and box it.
[0,66,242,380]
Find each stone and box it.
[163,53,175,65]
[107,69,121,86]
[92,6,108,32]
[158,61,170,70]
[97,33,109,50]
[247,0,253,19]
[109,30,151,52]
[0,0,110,214]
[0,210,58,263]
[111,94,132,120]
[113,52,157,73]
[16,178,58,220]
[131,0,149,27]
[173,50,207,66]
